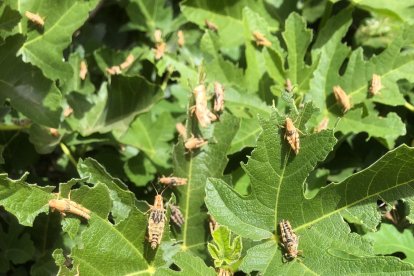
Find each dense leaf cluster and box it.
[1,0,414,275]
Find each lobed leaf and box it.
[17,0,100,81]
[206,104,414,274]
[172,113,239,255]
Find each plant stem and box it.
[59,143,77,168]
[404,102,414,112]
[0,124,30,131]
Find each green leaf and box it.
[365,224,414,265]
[28,124,63,154]
[0,4,20,39]
[242,7,276,94]
[207,225,242,269]
[282,13,314,91]
[155,251,216,276]
[335,107,406,148]
[17,0,99,81]
[352,0,414,24]
[206,103,336,241]
[200,32,244,86]
[0,158,161,274]
[181,0,279,49]
[205,104,414,274]
[66,75,163,136]
[173,113,239,255]
[116,110,175,168]
[338,29,414,108]
[306,9,411,147]
[77,158,137,224]
[124,154,157,187]
[126,0,173,34]
[0,172,54,226]
[67,184,152,275]
[307,8,352,112]
[60,51,95,95]
[0,35,62,127]
[225,87,271,154]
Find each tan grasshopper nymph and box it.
[147,186,169,249]
[169,203,184,227]
[25,11,45,26]
[49,193,91,220]
[279,219,302,261]
[159,176,188,187]
[284,117,301,155]
[369,74,382,96]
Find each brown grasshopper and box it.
[25,11,45,26]
[253,31,272,47]
[148,191,167,249]
[191,84,217,127]
[169,203,184,227]
[369,74,382,96]
[284,117,302,155]
[205,19,218,32]
[279,219,302,261]
[79,61,88,80]
[159,176,188,187]
[184,134,208,151]
[213,82,225,113]
[49,193,91,220]
[314,117,329,133]
[333,85,351,113]
[177,30,185,47]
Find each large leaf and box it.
[16,0,99,81]
[0,35,62,127]
[66,75,163,136]
[116,110,176,168]
[172,112,239,255]
[181,0,279,49]
[335,107,406,148]
[306,9,410,147]
[0,158,166,275]
[352,0,414,24]
[205,105,414,274]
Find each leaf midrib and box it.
[182,153,194,246]
[295,176,414,232]
[274,112,307,231]
[74,213,149,272]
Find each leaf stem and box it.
[0,124,30,131]
[404,101,414,112]
[59,143,77,168]
[161,66,174,91]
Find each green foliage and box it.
[365,224,414,265]
[207,225,242,272]
[1,0,414,275]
